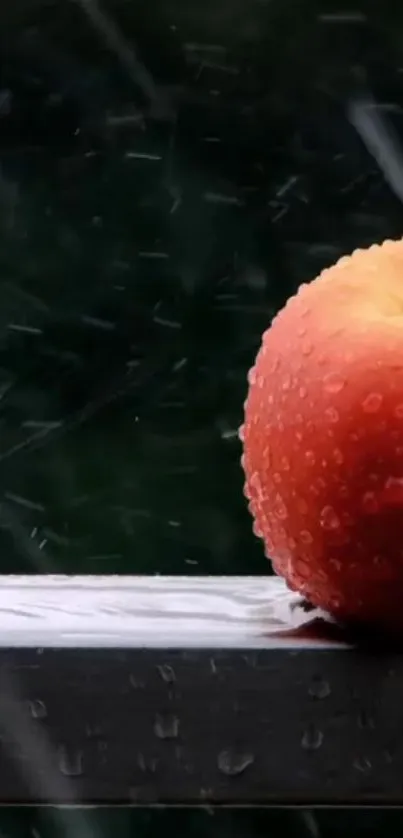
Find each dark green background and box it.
[0,0,402,834]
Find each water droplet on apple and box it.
[333,448,344,464]
[238,424,245,442]
[325,406,340,423]
[329,594,342,610]
[319,506,341,530]
[280,455,290,471]
[299,386,307,398]
[282,375,291,391]
[274,494,288,520]
[295,558,311,578]
[323,372,346,394]
[302,340,313,356]
[362,392,383,413]
[305,450,316,465]
[247,367,256,386]
[252,520,263,538]
[394,404,403,418]
[300,529,313,544]
[297,498,309,514]
[273,471,282,484]
[329,558,342,572]
[362,491,379,513]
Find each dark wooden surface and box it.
[0,643,402,806]
[0,574,397,806]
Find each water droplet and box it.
[217,749,254,776]
[295,558,311,579]
[297,324,307,337]
[130,674,145,689]
[28,699,47,720]
[305,450,316,466]
[157,664,176,684]
[362,491,379,514]
[297,498,309,514]
[137,753,158,773]
[325,407,340,423]
[58,745,84,777]
[154,713,179,740]
[319,506,340,530]
[250,472,260,490]
[353,756,372,774]
[300,529,313,544]
[329,558,342,572]
[301,725,323,750]
[333,448,344,465]
[301,340,313,356]
[238,425,245,442]
[358,710,375,729]
[273,472,282,485]
[299,386,307,398]
[280,455,290,471]
[362,392,383,413]
[323,372,345,394]
[247,368,256,386]
[309,678,331,700]
[329,595,341,610]
[282,375,291,391]
[274,494,288,520]
[395,404,403,419]
[252,520,263,538]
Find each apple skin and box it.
[241,238,403,634]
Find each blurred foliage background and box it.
[0,0,402,834]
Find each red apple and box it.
[241,238,403,633]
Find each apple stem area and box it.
[0,573,399,806]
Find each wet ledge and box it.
[0,574,398,806]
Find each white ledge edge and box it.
[0,575,344,648]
